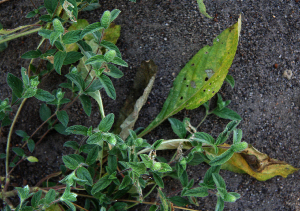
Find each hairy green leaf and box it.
[44,0,58,15]
[39,103,51,122]
[106,64,123,78]
[34,89,55,102]
[7,73,23,98]
[182,187,209,197]
[79,95,92,116]
[100,11,111,29]
[100,40,121,58]
[153,172,164,188]
[99,74,116,100]
[193,132,215,145]
[45,189,56,204]
[63,155,79,170]
[85,55,105,65]
[111,56,128,67]
[31,190,42,208]
[225,74,235,88]
[85,145,99,165]
[86,132,103,145]
[168,118,186,138]
[80,22,103,39]
[119,175,132,190]
[66,125,88,136]
[65,73,85,91]
[63,141,79,150]
[77,167,93,186]
[62,30,81,44]
[12,147,25,157]
[63,51,84,65]
[98,113,114,132]
[212,173,226,189]
[110,9,121,22]
[212,107,242,121]
[91,175,112,194]
[209,148,235,166]
[27,139,35,153]
[54,51,67,75]
[57,110,69,127]
[21,50,42,59]
[168,196,190,207]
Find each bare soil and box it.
[0,0,300,210]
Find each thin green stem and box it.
[0,23,39,36]
[144,184,157,198]
[127,184,157,209]
[29,113,57,140]
[196,112,209,129]
[0,27,41,44]
[5,99,27,190]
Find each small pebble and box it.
[274,63,278,68]
[283,70,292,80]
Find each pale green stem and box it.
[0,24,38,36]
[0,27,41,44]
[196,112,209,129]
[5,99,27,185]
[98,91,105,119]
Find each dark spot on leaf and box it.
[186,85,189,87]
[184,78,186,80]
[205,77,208,81]
[203,89,206,92]
[205,52,208,54]
[191,63,194,66]
[209,83,211,85]
[212,91,215,93]
[180,97,183,100]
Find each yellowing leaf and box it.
[27,156,39,162]
[205,143,299,181]
[197,0,213,19]
[103,23,121,44]
[46,204,65,211]
[138,16,242,137]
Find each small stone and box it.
[283,70,292,80]
[274,63,278,68]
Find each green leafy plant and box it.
[0,1,298,211]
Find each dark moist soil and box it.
[1,0,300,210]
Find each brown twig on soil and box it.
[35,171,62,187]
[72,203,88,211]
[116,199,200,211]
[29,0,37,9]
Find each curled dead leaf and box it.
[138,140,298,181]
[46,56,54,64]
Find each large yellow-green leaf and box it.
[205,143,299,181]
[138,16,241,137]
